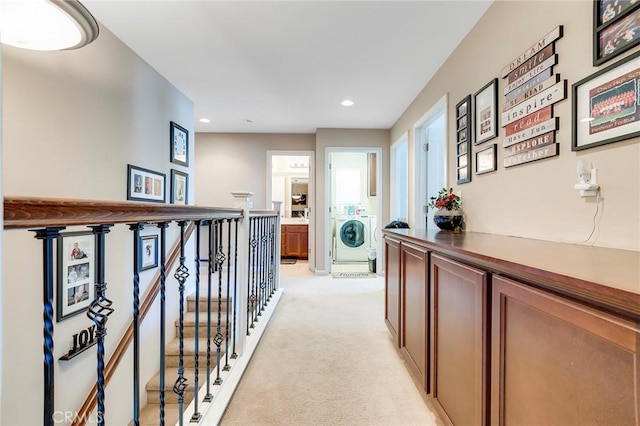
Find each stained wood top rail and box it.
[3,196,243,230]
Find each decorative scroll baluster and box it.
[32,227,65,426]
[128,223,144,426]
[214,219,225,385]
[173,221,190,426]
[247,218,257,333]
[256,217,263,318]
[157,221,170,425]
[231,218,240,359]
[190,223,203,423]
[223,219,232,371]
[260,217,268,314]
[86,224,114,426]
[204,220,214,402]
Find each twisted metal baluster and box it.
[128,223,144,426]
[223,219,232,371]
[87,224,114,426]
[173,221,190,426]
[214,219,226,385]
[231,218,240,359]
[204,220,214,402]
[190,222,204,423]
[33,227,65,426]
[157,221,170,425]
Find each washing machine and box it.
[335,215,370,262]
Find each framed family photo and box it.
[170,121,189,167]
[170,169,188,205]
[57,232,95,321]
[572,50,640,150]
[140,235,159,271]
[474,79,498,145]
[127,164,166,203]
[594,0,640,66]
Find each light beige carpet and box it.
[219,262,440,426]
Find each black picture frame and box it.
[127,164,166,203]
[474,78,499,145]
[57,231,95,321]
[170,121,189,166]
[572,49,640,151]
[170,169,188,205]
[456,95,472,184]
[593,1,640,66]
[140,235,159,271]
[475,144,497,175]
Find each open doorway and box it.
[326,148,382,275]
[267,151,315,271]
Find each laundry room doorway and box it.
[326,148,382,275]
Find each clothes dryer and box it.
[335,215,370,262]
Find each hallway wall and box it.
[391,0,639,251]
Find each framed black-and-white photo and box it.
[476,144,497,175]
[57,232,95,321]
[594,1,640,66]
[474,79,499,145]
[127,164,166,203]
[170,121,189,166]
[170,169,188,205]
[140,235,158,271]
[572,50,640,151]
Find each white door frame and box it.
[413,94,448,229]
[390,131,409,223]
[266,150,315,271]
[324,146,383,274]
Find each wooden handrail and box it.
[3,196,242,230]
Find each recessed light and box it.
[199,118,211,123]
[341,99,354,107]
[245,119,254,123]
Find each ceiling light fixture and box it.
[0,0,99,51]
[199,118,211,123]
[341,99,354,107]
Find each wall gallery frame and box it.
[572,50,640,151]
[170,121,189,166]
[140,235,159,271]
[476,144,497,175]
[593,1,640,66]
[474,78,499,145]
[456,95,472,184]
[127,164,166,203]
[170,169,188,205]
[57,231,95,321]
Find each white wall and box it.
[1,26,195,425]
[391,0,639,251]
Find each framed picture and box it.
[572,50,640,151]
[474,79,498,145]
[127,164,166,203]
[57,232,95,321]
[170,121,189,166]
[476,144,497,175]
[593,1,640,66]
[456,95,472,184]
[170,169,188,205]
[140,235,159,271]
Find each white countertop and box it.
[281,218,309,225]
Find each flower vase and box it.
[432,208,464,231]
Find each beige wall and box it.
[1,28,194,425]
[392,0,639,251]
[195,133,315,208]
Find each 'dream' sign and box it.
[500,26,563,78]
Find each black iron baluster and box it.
[32,227,65,426]
[267,216,275,300]
[214,219,225,385]
[203,219,214,402]
[157,221,170,425]
[223,219,232,371]
[231,218,239,359]
[260,217,268,314]
[86,224,114,426]
[256,217,263,318]
[247,218,257,334]
[190,222,204,423]
[128,223,144,426]
[270,216,276,298]
[173,221,190,426]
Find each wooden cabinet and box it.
[430,254,488,426]
[384,236,402,347]
[281,225,308,259]
[400,241,429,393]
[491,275,640,426]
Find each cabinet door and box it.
[431,254,488,426]
[384,237,401,346]
[401,241,429,392]
[491,275,640,426]
[284,231,302,258]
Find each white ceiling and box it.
[83,1,492,134]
